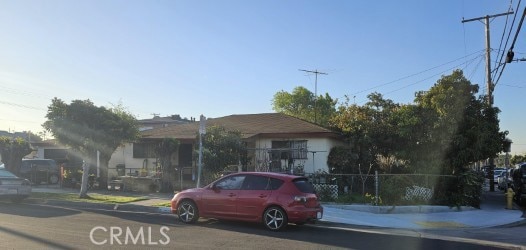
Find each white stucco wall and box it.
[108,143,156,178]
[108,136,345,178]
[108,143,181,179]
[252,137,345,174]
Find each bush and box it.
[379,175,413,205]
[432,170,484,208]
[317,185,336,202]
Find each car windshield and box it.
[0,168,16,178]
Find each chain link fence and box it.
[308,172,456,205]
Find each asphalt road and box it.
[0,201,523,250]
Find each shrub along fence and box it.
[308,172,471,206]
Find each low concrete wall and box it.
[120,176,159,193]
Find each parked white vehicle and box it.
[497,170,512,190]
[493,169,505,184]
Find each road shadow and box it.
[0,225,73,250]
[0,201,81,218]
[188,219,506,250]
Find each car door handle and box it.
[258,194,267,198]
[228,193,236,197]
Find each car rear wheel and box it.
[49,174,59,184]
[263,206,287,231]
[177,200,198,223]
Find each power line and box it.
[493,0,522,81]
[495,5,526,87]
[493,1,515,77]
[462,10,514,106]
[0,100,45,111]
[380,53,485,98]
[352,53,485,105]
[349,49,485,97]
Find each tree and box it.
[327,146,355,174]
[272,86,337,127]
[200,126,246,184]
[43,98,139,198]
[0,137,32,176]
[511,154,526,165]
[155,138,180,192]
[411,70,507,174]
[329,93,400,173]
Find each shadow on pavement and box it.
[0,201,81,218]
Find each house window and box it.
[133,142,156,158]
[290,140,307,159]
[271,140,307,160]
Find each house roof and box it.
[30,139,62,147]
[141,113,341,141]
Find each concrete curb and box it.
[323,204,476,214]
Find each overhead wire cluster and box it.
[494,0,525,87]
[346,49,487,105]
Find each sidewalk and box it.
[31,184,525,230]
[322,190,525,229]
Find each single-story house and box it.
[107,113,346,183]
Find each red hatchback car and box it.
[171,172,323,231]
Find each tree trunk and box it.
[98,154,110,190]
[79,162,90,198]
[160,157,174,193]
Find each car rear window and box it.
[268,178,284,190]
[292,178,316,194]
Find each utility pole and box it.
[462,11,513,105]
[299,69,327,124]
[462,11,513,192]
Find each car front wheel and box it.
[263,206,287,231]
[177,200,198,223]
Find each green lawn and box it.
[151,201,171,207]
[31,192,148,204]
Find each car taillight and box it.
[293,195,307,203]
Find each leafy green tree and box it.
[26,131,44,143]
[330,93,400,173]
[511,154,526,165]
[327,146,355,174]
[0,137,32,176]
[200,126,246,184]
[412,70,506,174]
[43,98,139,198]
[272,86,337,126]
[155,138,180,192]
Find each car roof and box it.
[227,171,305,181]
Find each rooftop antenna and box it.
[299,69,327,124]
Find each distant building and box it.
[138,114,195,131]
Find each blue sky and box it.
[1,1,525,154]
